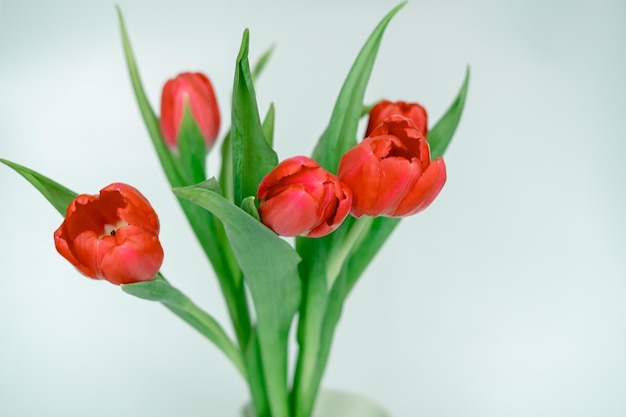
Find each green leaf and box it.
[176,102,207,185]
[122,274,246,377]
[429,66,470,159]
[116,6,183,187]
[262,103,275,148]
[241,196,260,221]
[231,29,278,207]
[219,45,276,204]
[251,44,275,80]
[312,2,406,173]
[117,7,251,352]
[174,178,300,417]
[292,5,406,415]
[1,159,77,216]
[244,329,271,417]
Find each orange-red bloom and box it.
[338,115,446,218]
[160,72,220,150]
[54,183,164,285]
[257,156,352,238]
[366,100,428,137]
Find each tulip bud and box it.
[366,100,428,137]
[160,72,220,150]
[338,115,446,218]
[54,183,164,285]
[257,156,353,238]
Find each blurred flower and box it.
[257,156,352,237]
[54,183,164,285]
[160,72,220,150]
[366,100,428,137]
[338,115,446,218]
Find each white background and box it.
[1,0,625,416]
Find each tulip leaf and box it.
[118,7,252,351]
[251,44,275,80]
[241,196,261,221]
[429,66,470,159]
[174,178,300,417]
[220,46,276,204]
[262,103,275,147]
[312,2,405,173]
[1,159,77,216]
[177,103,207,185]
[231,29,278,207]
[122,274,246,377]
[116,6,183,187]
[244,329,271,417]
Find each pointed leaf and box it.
[262,103,275,148]
[1,159,77,216]
[122,274,245,376]
[251,44,275,79]
[174,179,300,417]
[312,2,406,173]
[219,46,276,204]
[231,29,278,206]
[429,66,470,159]
[116,6,183,187]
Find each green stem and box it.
[292,216,375,417]
[325,216,374,289]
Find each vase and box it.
[240,389,391,417]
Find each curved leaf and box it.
[429,66,470,159]
[231,30,278,206]
[312,2,406,173]
[174,178,300,417]
[1,158,76,216]
[122,274,246,377]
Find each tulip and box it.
[160,72,220,150]
[338,115,446,218]
[366,100,428,137]
[54,183,164,285]
[257,156,353,238]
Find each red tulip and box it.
[54,183,164,285]
[338,115,446,218]
[257,156,353,238]
[366,100,428,137]
[160,72,220,150]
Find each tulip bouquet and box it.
[2,3,468,417]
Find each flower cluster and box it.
[258,100,446,235]
[3,7,468,417]
[53,73,447,284]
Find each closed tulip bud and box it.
[366,100,428,137]
[54,183,164,285]
[160,72,220,150]
[338,115,446,218]
[257,156,353,238]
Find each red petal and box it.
[258,185,321,236]
[392,157,447,216]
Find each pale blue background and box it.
[1,0,625,416]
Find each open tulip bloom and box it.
[2,3,469,417]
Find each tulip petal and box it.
[97,226,164,285]
[393,157,447,216]
[259,184,321,237]
[338,139,384,217]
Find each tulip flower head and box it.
[338,115,446,218]
[257,156,353,238]
[160,72,221,150]
[366,100,428,137]
[54,183,164,285]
